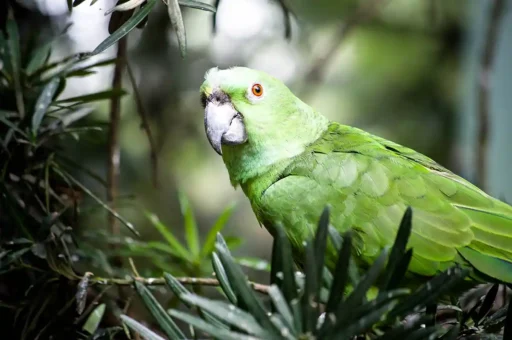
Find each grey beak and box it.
[204,101,247,155]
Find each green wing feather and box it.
[252,123,512,283]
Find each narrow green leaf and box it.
[375,316,432,340]
[268,285,295,334]
[179,0,216,12]
[215,244,279,335]
[325,232,352,313]
[92,0,157,55]
[82,303,106,334]
[169,310,259,340]
[164,272,229,330]
[178,192,200,257]
[502,295,512,340]
[167,0,187,58]
[331,300,398,340]
[0,116,27,138]
[55,88,126,104]
[32,77,61,136]
[313,206,329,290]
[382,206,413,290]
[106,0,146,15]
[180,294,269,337]
[212,0,220,33]
[6,11,24,118]
[67,0,73,12]
[201,202,235,257]
[73,0,87,6]
[273,225,298,304]
[134,281,185,339]
[26,42,52,75]
[475,283,499,325]
[54,168,139,236]
[212,252,237,304]
[329,227,360,286]
[301,241,318,334]
[385,248,413,290]
[145,212,190,260]
[335,248,389,320]
[120,314,166,340]
[389,267,468,319]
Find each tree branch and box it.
[477,0,505,190]
[107,37,127,266]
[303,0,389,84]
[92,276,271,294]
[126,60,159,188]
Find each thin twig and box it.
[92,276,271,294]
[107,37,127,266]
[126,61,159,188]
[477,0,505,191]
[303,0,389,84]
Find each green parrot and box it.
[200,66,512,284]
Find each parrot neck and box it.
[221,100,329,188]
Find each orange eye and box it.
[251,84,263,97]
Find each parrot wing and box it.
[256,122,512,283]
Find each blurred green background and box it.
[14,0,512,284]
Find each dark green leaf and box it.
[26,42,51,75]
[167,0,187,58]
[301,241,319,334]
[54,168,139,236]
[329,226,360,286]
[146,212,190,260]
[375,316,433,340]
[385,248,413,290]
[475,283,499,325]
[330,299,398,340]
[32,77,61,136]
[178,191,200,257]
[335,247,389,321]
[73,0,88,6]
[6,11,24,118]
[106,0,146,15]
[168,310,259,340]
[201,202,235,257]
[0,116,27,138]
[120,314,166,340]
[314,206,329,287]
[179,0,217,12]
[82,303,106,334]
[180,294,269,337]
[272,225,298,305]
[382,206,413,290]
[212,252,237,304]
[134,281,185,339]
[438,324,460,340]
[215,244,278,335]
[54,88,126,104]
[503,298,512,340]
[389,267,468,319]
[93,0,157,55]
[325,231,352,313]
[268,285,295,334]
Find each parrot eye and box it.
[251,84,263,97]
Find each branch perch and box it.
[92,276,270,294]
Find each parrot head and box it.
[200,67,328,185]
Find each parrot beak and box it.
[204,92,247,155]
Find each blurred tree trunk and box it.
[460,1,512,200]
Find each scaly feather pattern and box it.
[245,123,512,283]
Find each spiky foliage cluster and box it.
[122,208,512,339]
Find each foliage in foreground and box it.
[123,208,512,339]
